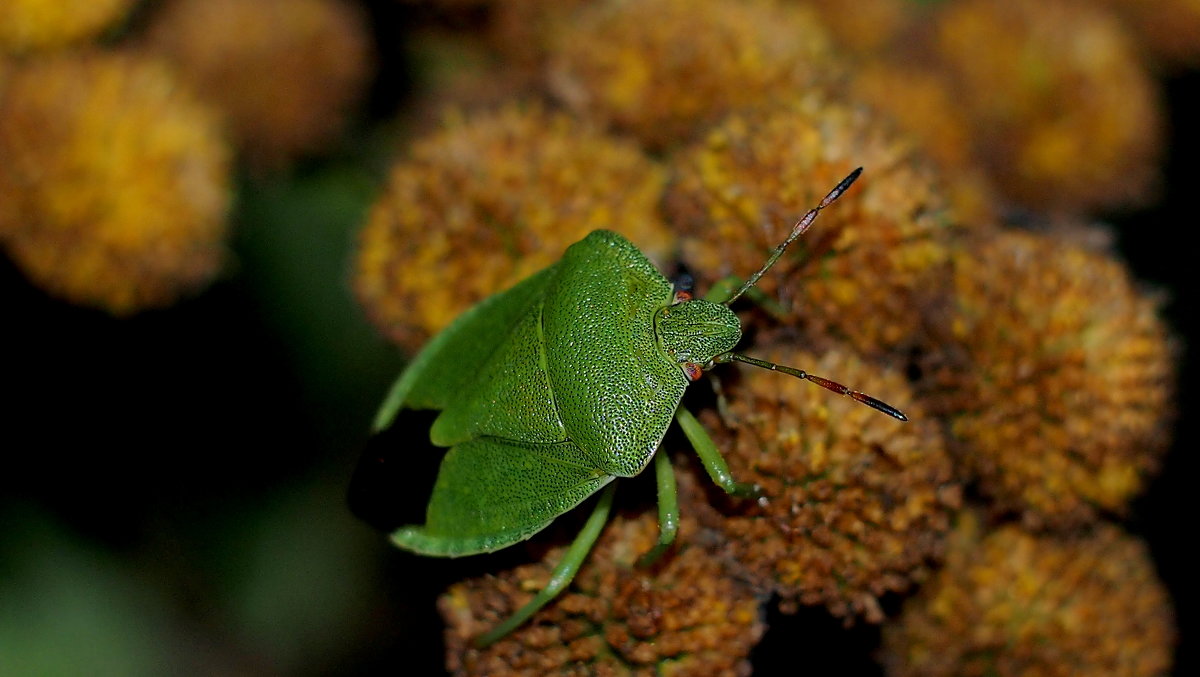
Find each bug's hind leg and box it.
[675,406,761,499]
[636,449,679,568]
[473,483,617,648]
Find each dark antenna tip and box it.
[827,167,863,203]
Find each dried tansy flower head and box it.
[882,515,1176,677]
[804,0,914,57]
[547,0,836,150]
[697,343,959,622]
[440,511,765,676]
[846,63,999,225]
[355,105,673,353]
[944,230,1174,528]
[0,52,231,314]
[0,0,134,54]
[487,0,590,74]
[666,95,958,358]
[145,0,372,169]
[932,0,1162,212]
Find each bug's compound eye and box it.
[681,361,705,382]
[673,289,693,304]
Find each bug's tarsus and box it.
[722,167,863,306]
[714,352,908,421]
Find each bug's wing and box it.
[372,265,557,432]
[390,438,612,556]
[543,231,688,477]
[428,298,566,446]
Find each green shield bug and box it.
[372,167,906,647]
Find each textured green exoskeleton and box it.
[373,168,906,646]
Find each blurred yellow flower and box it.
[0,0,134,54]
[0,51,232,314]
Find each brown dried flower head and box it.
[546,0,836,151]
[665,95,960,358]
[354,104,674,353]
[440,510,765,676]
[882,514,1176,677]
[931,0,1163,212]
[145,0,372,169]
[943,230,1175,528]
[696,342,960,622]
[0,51,231,314]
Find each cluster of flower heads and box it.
[0,0,374,314]
[881,513,1176,677]
[441,509,764,676]
[352,0,1180,672]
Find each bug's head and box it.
[655,299,741,382]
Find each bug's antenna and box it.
[722,167,862,306]
[712,352,908,421]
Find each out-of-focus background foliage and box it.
[1,0,1197,675]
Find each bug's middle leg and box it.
[636,448,679,567]
[675,406,761,499]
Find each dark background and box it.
[2,4,1196,674]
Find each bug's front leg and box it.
[636,448,678,568]
[675,406,761,499]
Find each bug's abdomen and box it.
[429,300,567,447]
